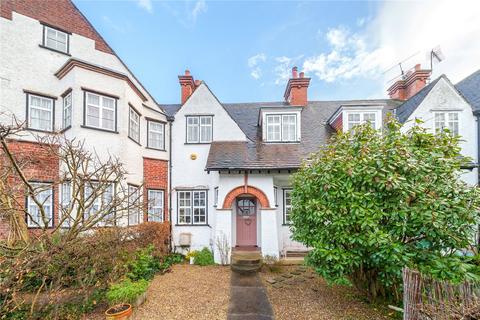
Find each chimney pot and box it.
[185,69,190,76]
[292,66,298,78]
[194,80,201,86]
[179,69,196,104]
[387,64,431,100]
[299,72,304,78]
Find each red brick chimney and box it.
[284,67,311,107]
[387,64,431,100]
[178,70,198,104]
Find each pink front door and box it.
[236,198,257,247]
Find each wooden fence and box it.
[403,267,480,319]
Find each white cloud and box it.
[137,0,153,13]
[191,0,207,22]
[297,0,480,95]
[248,53,267,80]
[274,55,304,84]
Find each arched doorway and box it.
[222,185,271,248]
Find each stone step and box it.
[231,250,262,273]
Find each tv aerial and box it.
[428,46,445,73]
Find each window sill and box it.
[184,142,212,145]
[80,125,119,134]
[282,223,292,226]
[59,125,72,133]
[146,146,166,152]
[39,44,71,56]
[26,127,54,134]
[128,136,142,146]
[263,141,301,144]
[175,224,210,227]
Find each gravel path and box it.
[133,264,230,320]
[260,266,395,320]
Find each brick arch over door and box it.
[222,185,270,209]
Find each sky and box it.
[74,0,480,105]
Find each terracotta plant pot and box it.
[105,303,132,320]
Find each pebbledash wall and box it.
[0,1,170,236]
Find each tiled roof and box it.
[456,69,480,113]
[394,76,444,123]
[162,104,182,117]
[205,99,400,170]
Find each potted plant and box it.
[105,279,149,319]
[186,250,198,264]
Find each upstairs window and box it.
[129,106,140,143]
[434,112,459,136]
[347,112,378,131]
[147,120,165,150]
[84,91,116,132]
[43,25,69,54]
[27,94,54,132]
[26,183,54,228]
[265,114,298,142]
[63,91,72,129]
[186,116,212,143]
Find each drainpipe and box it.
[167,117,174,252]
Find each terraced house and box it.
[1,0,479,264]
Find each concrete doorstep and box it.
[227,271,274,320]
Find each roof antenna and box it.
[429,46,445,74]
[383,51,420,85]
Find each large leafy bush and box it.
[106,279,149,305]
[291,117,480,301]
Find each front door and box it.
[236,198,257,247]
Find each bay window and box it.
[147,120,165,150]
[84,182,114,226]
[128,185,141,226]
[129,106,140,143]
[84,91,116,132]
[63,91,72,129]
[26,182,54,228]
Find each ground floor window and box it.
[147,189,164,222]
[26,182,54,228]
[60,182,72,227]
[128,185,141,225]
[283,189,293,224]
[178,190,207,225]
[85,182,115,226]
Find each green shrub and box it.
[106,279,149,305]
[194,248,214,266]
[126,245,160,281]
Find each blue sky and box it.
[74,0,480,105]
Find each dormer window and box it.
[347,112,377,131]
[328,105,383,133]
[264,113,299,142]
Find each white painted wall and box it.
[0,12,169,227]
[401,77,478,185]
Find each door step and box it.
[231,250,262,273]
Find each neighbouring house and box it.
[0,1,478,264]
[0,0,169,236]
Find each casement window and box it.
[129,106,140,143]
[43,25,69,54]
[147,120,165,150]
[60,182,72,227]
[434,112,459,136]
[128,185,142,226]
[274,186,278,207]
[27,94,54,132]
[147,189,164,222]
[283,189,293,224]
[26,183,54,228]
[84,91,116,132]
[84,182,114,226]
[265,114,298,142]
[178,190,207,225]
[214,187,219,207]
[63,91,72,129]
[186,116,213,143]
[346,112,378,131]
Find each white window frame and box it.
[84,182,115,226]
[62,91,72,129]
[43,25,69,54]
[128,185,142,226]
[84,91,117,132]
[27,94,54,132]
[26,182,54,228]
[60,182,72,228]
[265,113,299,142]
[344,110,381,132]
[213,187,219,207]
[283,189,293,225]
[147,189,164,222]
[186,116,213,143]
[177,190,207,225]
[129,106,141,143]
[147,120,165,150]
[434,111,459,136]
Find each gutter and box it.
[167,116,174,252]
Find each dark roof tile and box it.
[456,69,480,113]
